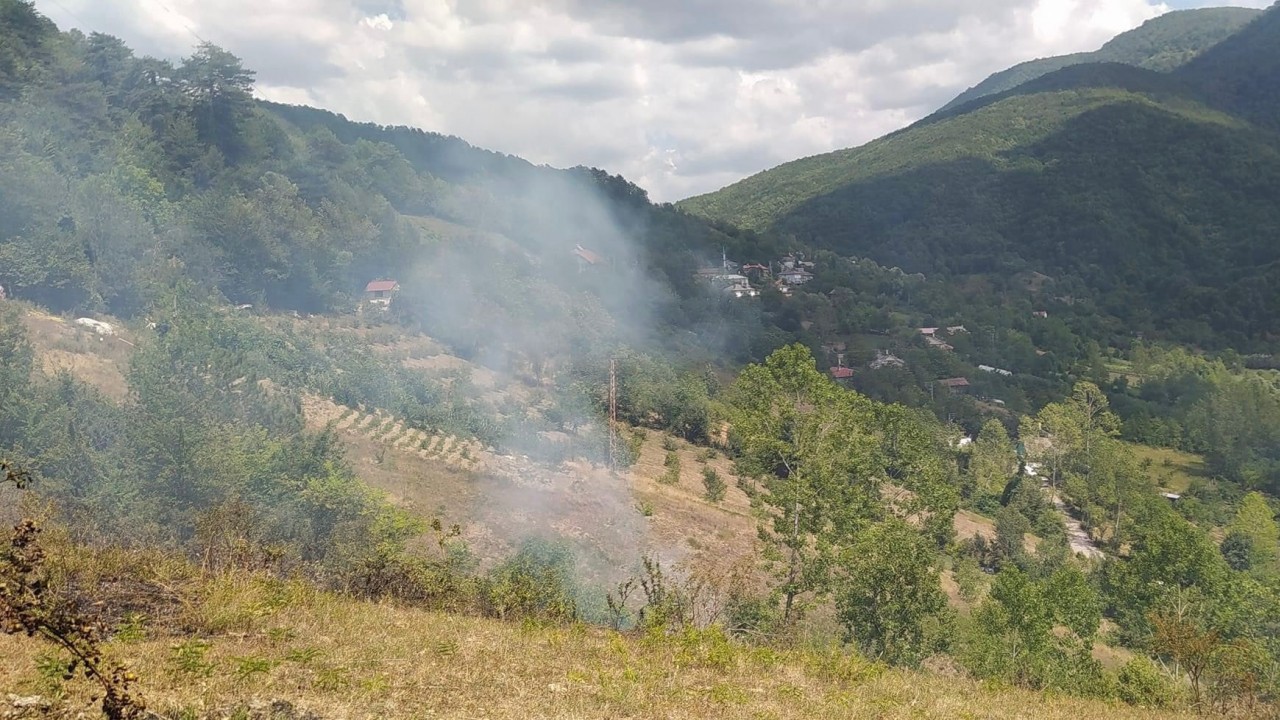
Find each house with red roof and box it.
[364,279,399,306]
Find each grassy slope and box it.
[678,87,1241,232]
[0,572,1192,720]
[15,304,762,583]
[7,304,1186,716]
[17,302,1116,584]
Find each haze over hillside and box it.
[3,2,1280,719]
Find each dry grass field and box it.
[0,570,1194,720]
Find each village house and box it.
[778,268,814,285]
[364,279,399,306]
[978,364,1013,377]
[947,325,968,334]
[937,377,970,395]
[1032,310,1049,318]
[574,244,604,271]
[919,328,953,351]
[829,352,854,379]
[870,350,906,370]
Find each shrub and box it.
[660,451,681,485]
[724,593,779,638]
[661,437,679,452]
[702,468,726,502]
[481,539,578,623]
[1117,656,1180,708]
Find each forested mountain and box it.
[0,0,781,371]
[939,7,1260,112]
[680,6,1280,352]
[1179,4,1280,132]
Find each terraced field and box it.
[303,395,486,473]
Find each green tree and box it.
[1226,492,1279,574]
[701,467,726,502]
[1103,511,1228,643]
[1220,531,1253,572]
[837,519,947,665]
[970,418,1017,496]
[729,344,882,621]
[178,42,256,162]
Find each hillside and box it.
[1177,4,1280,132]
[0,0,777,376]
[939,7,1260,112]
[4,3,1280,718]
[679,6,1280,351]
[0,559,1194,720]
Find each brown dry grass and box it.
[302,398,761,586]
[0,573,1193,720]
[21,308,132,400]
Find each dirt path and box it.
[1048,487,1104,560]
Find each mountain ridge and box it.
[679,5,1280,351]
[937,6,1261,113]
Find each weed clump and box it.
[0,463,148,719]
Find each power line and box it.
[148,0,208,46]
[39,0,90,30]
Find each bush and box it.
[661,437,679,452]
[702,468,726,502]
[724,593,779,638]
[1117,656,1180,708]
[1220,530,1252,571]
[481,539,578,623]
[660,451,681,485]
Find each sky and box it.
[31,0,1274,202]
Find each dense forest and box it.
[2,1,1280,717]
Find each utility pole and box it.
[609,357,618,471]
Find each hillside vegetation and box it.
[680,6,1280,352]
[0,550,1195,720]
[939,7,1260,112]
[3,2,1280,718]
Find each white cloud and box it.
[361,13,393,31]
[34,0,1193,201]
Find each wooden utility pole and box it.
[609,357,618,470]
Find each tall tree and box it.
[730,344,882,621]
[970,418,1017,496]
[1227,492,1279,574]
[837,519,947,665]
[0,304,34,450]
[178,43,255,162]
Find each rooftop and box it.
[365,280,399,293]
[574,244,604,265]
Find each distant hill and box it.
[1177,4,1280,132]
[939,7,1260,113]
[680,6,1280,351]
[0,0,786,371]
